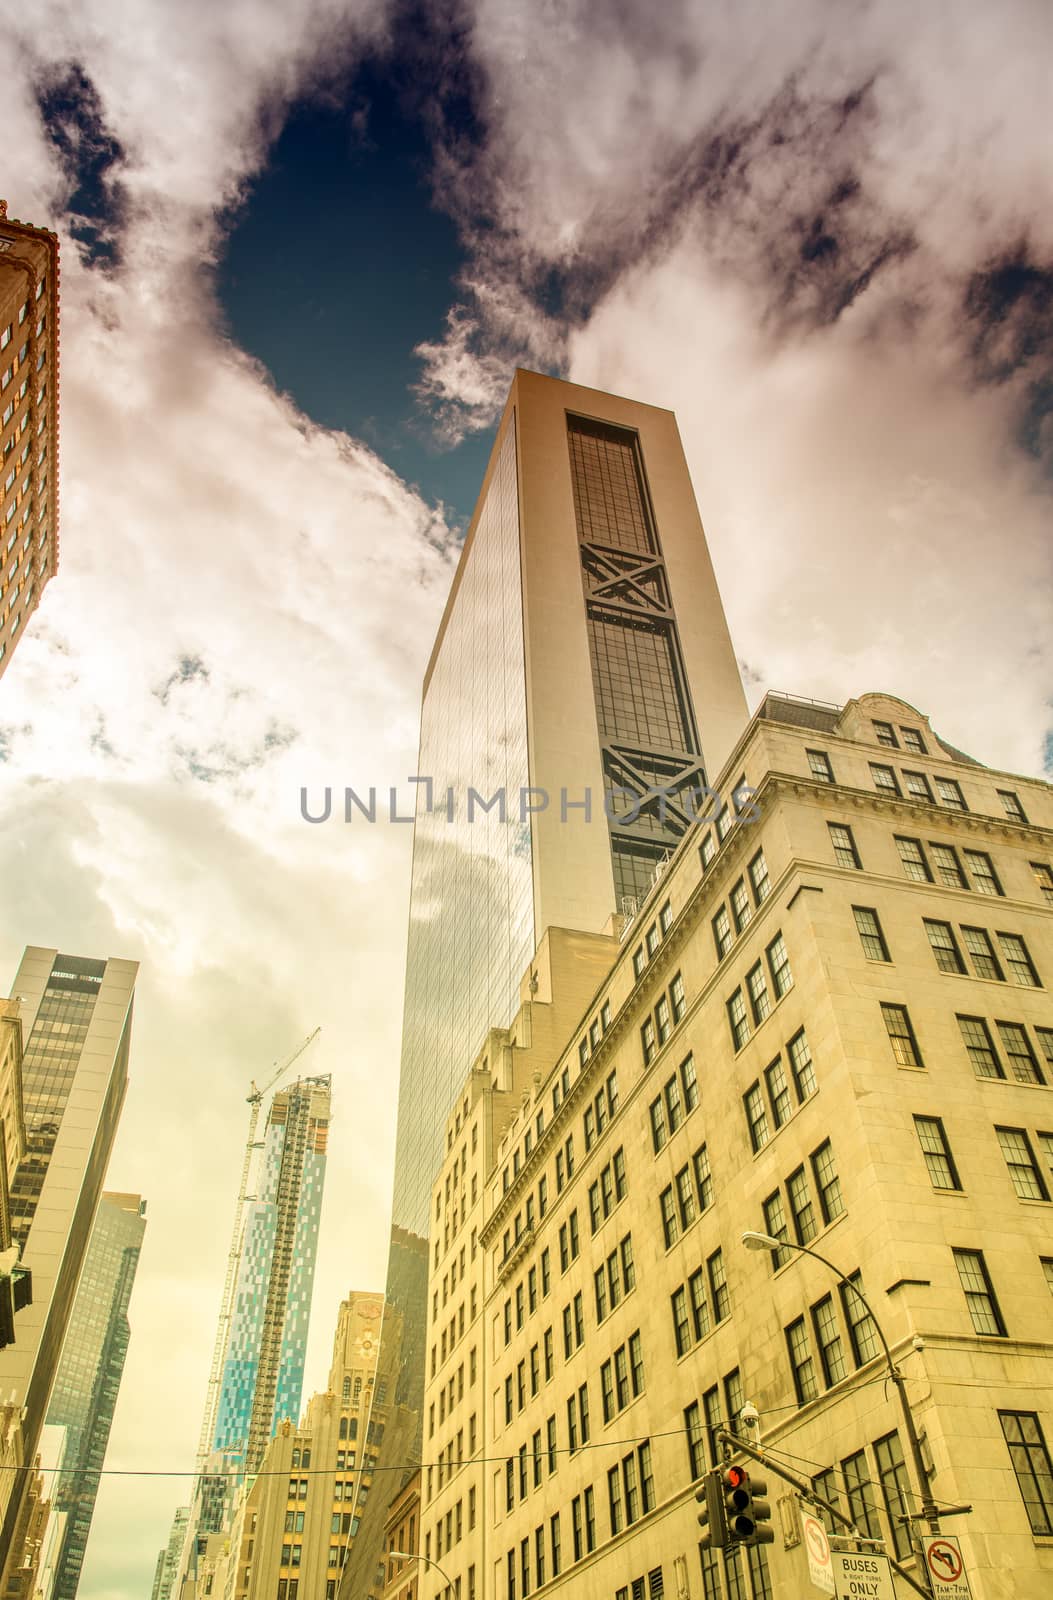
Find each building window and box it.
[730,878,752,934]
[763,1191,790,1270]
[786,1318,818,1402]
[914,1116,960,1190]
[788,1028,817,1099]
[749,850,771,904]
[841,1272,881,1366]
[712,905,733,961]
[807,749,834,783]
[700,831,716,869]
[957,1014,1002,1079]
[766,932,793,998]
[961,926,1004,981]
[870,763,901,797]
[995,1128,1049,1201]
[995,1023,1043,1084]
[900,727,926,754]
[787,1165,817,1244]
[1031,862,1053,905]
[929,843,967,888]
[853,907,890,962]
[828,822,861,870]
[935,777,967,811]
[708,1250,730,1321]
[727,988,750,1051]
[924,919,966,974]
[895,835,931,882]
[997,789,1028,824]
[746,962,770,1026]
[685,1402,706,1480]
[999,1412,1053,1535]
[998,932,1041,988]
[903,769,934,802]
[811,1294,846,1386]
[765,1056,792,1128]
[744,1083,769,1152]
[641,1015,657,1066]
[953,1248,1007,1336]
[872,719,898,748]
[873,1431,913,1559]
[964,850,1003,896]
[811,1141,844,1223]
[632,945,645,980]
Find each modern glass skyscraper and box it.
[43,1192,147,1600]
[347,371,747,1593]
[0,949,137,1582]
[198,1075,330,1535]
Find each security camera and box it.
[912,1335,925,1352]
[739,1402,760,1430]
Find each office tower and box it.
[41,1193,146,1600]
[0,998,30,1345]
[217,1291,402,1600]
[356,373,749,1588]
[192,1075,330,1543]
[378,1471,419,1600]
[0,201,59,678]
[417,690,1053,1600]
[0,951,137,1588]
[150,1509,188,1600]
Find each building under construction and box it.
[160,1040,330,1590]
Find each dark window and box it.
[749,850,771,905]
[870,763,901,797]
[997,789,1027,824]
[811,1140,844,1223]
[995,1128,1049,1201]
[788,1029,817,1098]
[961,926,1003,981]
[811,1294,846,1386]
[998,933,1041,988]
[957,1014,1002,1079]
[766,933,793,998]
[1000,1412,1053,1534]
[881,1003,923,1067]
[895,835,931,882]
[1031,862,1053,905]
[786,1317,818,1402]
[744,1083,769,1152]
[903,769,933,803]
[900,727,926,754]
[853,907,890,962]
[995,1022,1042,1084]
[727,989,750,1051]
[953,1248,1006,1335]
[765,1056,792,1128]
[914,1116,960,1190]
[873,1431,912,1559]
[787,1166,817,1245]
[872,719,898,748]
[964,850,1003,896]
[712,905,733,961]
[807,749,834,783]
[935,777,967,811]
[841,1271,881,1365]
[925,919,966,974]
[828,822,861,869]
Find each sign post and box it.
[798,1504,835,1595]
[922,1534,973,1598]
[830,1550,896,1599]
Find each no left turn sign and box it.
[922,1534,973,1597]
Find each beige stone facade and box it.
[378,1470,420,1600]
[219,1292,409,1600]
[417,691,1052,1600]
[0,201,60,679]
[0,1000,26,1254]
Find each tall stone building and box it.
[43,1192,147,1599]
[415,692,1052,1600]
[0,201,60,677]
[365,370,749,1584]
[0,950,137,1587]
[218,1292,409,1600]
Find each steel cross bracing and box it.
[193,1028,320,1477]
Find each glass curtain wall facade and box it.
[569,415,705,909]
[202,1077,329,1532]
[0,949,136,1581]
[44,1193,146,1600]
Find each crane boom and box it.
[194,1027,321,1475]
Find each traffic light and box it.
[724,1467,775,1546]
[696,1469,728,1550]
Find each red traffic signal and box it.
[723,1468,774,1545]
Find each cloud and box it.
[411,0,1053,771]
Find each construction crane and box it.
[194,1027,321,1476]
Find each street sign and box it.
[922,1534,973,1597]
[831,1550,896,1599]
[798,1504,835,1595]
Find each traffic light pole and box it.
[716,1430,931,1600]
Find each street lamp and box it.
[388,1549,456,1595]
[740,1230,940,1536]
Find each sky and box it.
[1,2,1051,1596]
